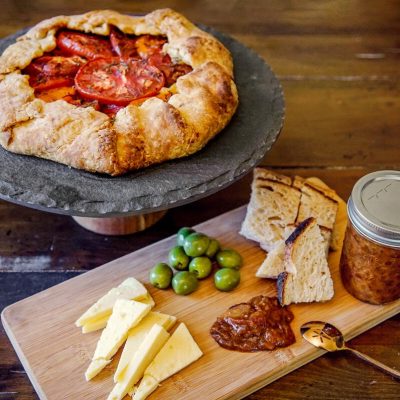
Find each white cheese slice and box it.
[114,312,176,382]
[132,323,203,400]
[140,293,155,308]
[81,293,156,334]
[130,375,157,399]
[76,278,148,327]
[82,315,109,334]
[84,358,110,381]
[85,299,151,381]
[107,324,170,400]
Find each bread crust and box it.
[276,271,288,306]
[278,217,315,305]
[0,9,238,175]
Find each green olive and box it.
[214,268,240,292]
[177,227,195,247]
[168,246,189,271]
[172,271,199,295]
[189,257,212,279]
[149,262,173,289]
[183,233,210,257]
[216,249,243,269]
[205,238,220,258]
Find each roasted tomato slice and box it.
[74,58,165,105]
[147,53,192,86]
[29,75,74,91]
[135,35,167,58]
[25,55,85,77]
[110,28,138,59]
[56,30,114,59]
[168,63,193,85]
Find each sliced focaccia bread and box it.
[256,221,333,279]
[240,168,301,252]
[319,225,333,256]
[256,241,286,279]
[256,224,295,279]
[277,217,334,306]
[296,181,338,231]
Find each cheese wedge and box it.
[107,324,170,400]
[76,278,148,327]
[114,312,176,382]
[85,359,110,381]
[140,293,155,308]
[132,323,203,400]
[85,299,151,381]
[81,293,156,334]
[82,315,109,334]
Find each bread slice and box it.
[256,221,332,279]
[256,241,285,279]
[292,175,305,190]
[240,168,301,251]
[277,217,334,305]
[256,224,295,279]
[319,225,332,256]
[296,182,338,230]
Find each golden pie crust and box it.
[0,9,238,175]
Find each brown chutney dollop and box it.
[210,295,295,352]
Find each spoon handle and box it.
[345,347,400,379]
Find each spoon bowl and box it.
[301,320,400,379]
[300,321,345,352]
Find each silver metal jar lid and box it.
[348,170,400,248]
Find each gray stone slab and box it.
[0,26,284,217]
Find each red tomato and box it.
[25,56,85,77]
[167,63,193,86]
[56,30,114,59]
[29,75,74,91]
[148,53,192,86]
[110,28,138,59]
[147,53,173,78]
[135,35,167,58]
[74,58,165,105]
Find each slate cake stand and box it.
[0,26,284,235]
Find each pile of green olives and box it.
[149,227,243,295]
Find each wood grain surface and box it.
[2,199,399,400]
[0,1,399,399]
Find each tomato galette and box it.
[0,9,238,175]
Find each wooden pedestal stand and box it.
[72,210,167,235]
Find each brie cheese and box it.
[132,323,203,400]
[76,278,148,327]
[85,299,150,381]
[107,324,169,400]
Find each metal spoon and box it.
[301,321,400,379]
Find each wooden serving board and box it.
[2,180,400,400]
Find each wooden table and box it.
[0,1,399,399]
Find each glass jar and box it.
[340,170,400,304]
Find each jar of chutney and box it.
[340,170,400,304]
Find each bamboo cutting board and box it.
[2,180,400,400]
